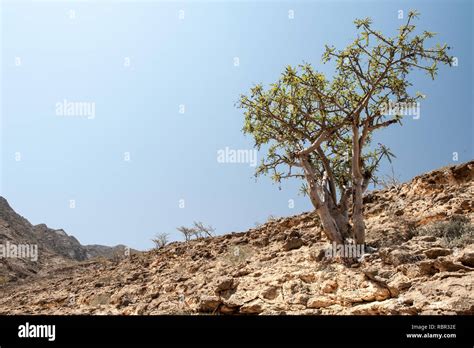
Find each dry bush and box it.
[177,222,215,242]
[378,166,401,189]
[416,216,474,248]
[0,275,9,285]
[152,232,170,249]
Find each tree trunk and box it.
[352,179,365,245]
[305,179,344,244]
[332,208,351,240]
[351,123,366,246]
[300,155,346,244]
[315,203,345,245]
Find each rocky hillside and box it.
[0,197,133,282]
[0,161,472,315]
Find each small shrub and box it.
[0,275,9,285]
[267,215,277,222]
[416,216,474,248]
[152,233,169,249]
[378,166,401,189]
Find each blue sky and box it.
[1,0,472,250]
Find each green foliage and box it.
[238,10,452,200]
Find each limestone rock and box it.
[283,231,304,251]
[0,161,472,315]
[457,246,474,267]
[307,296,335,308]
[424,248,452,259]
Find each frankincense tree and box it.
[238,11,452,248]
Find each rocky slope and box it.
[0,197,133,283]
[0,161,472,315]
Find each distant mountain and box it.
[0,197,135,283]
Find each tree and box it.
[152,232,169,249]
[238,11,452,249]
[177,226,195,242]
[177,222,215,241]
[192,221,215,238]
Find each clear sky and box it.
[1,0,472,250]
